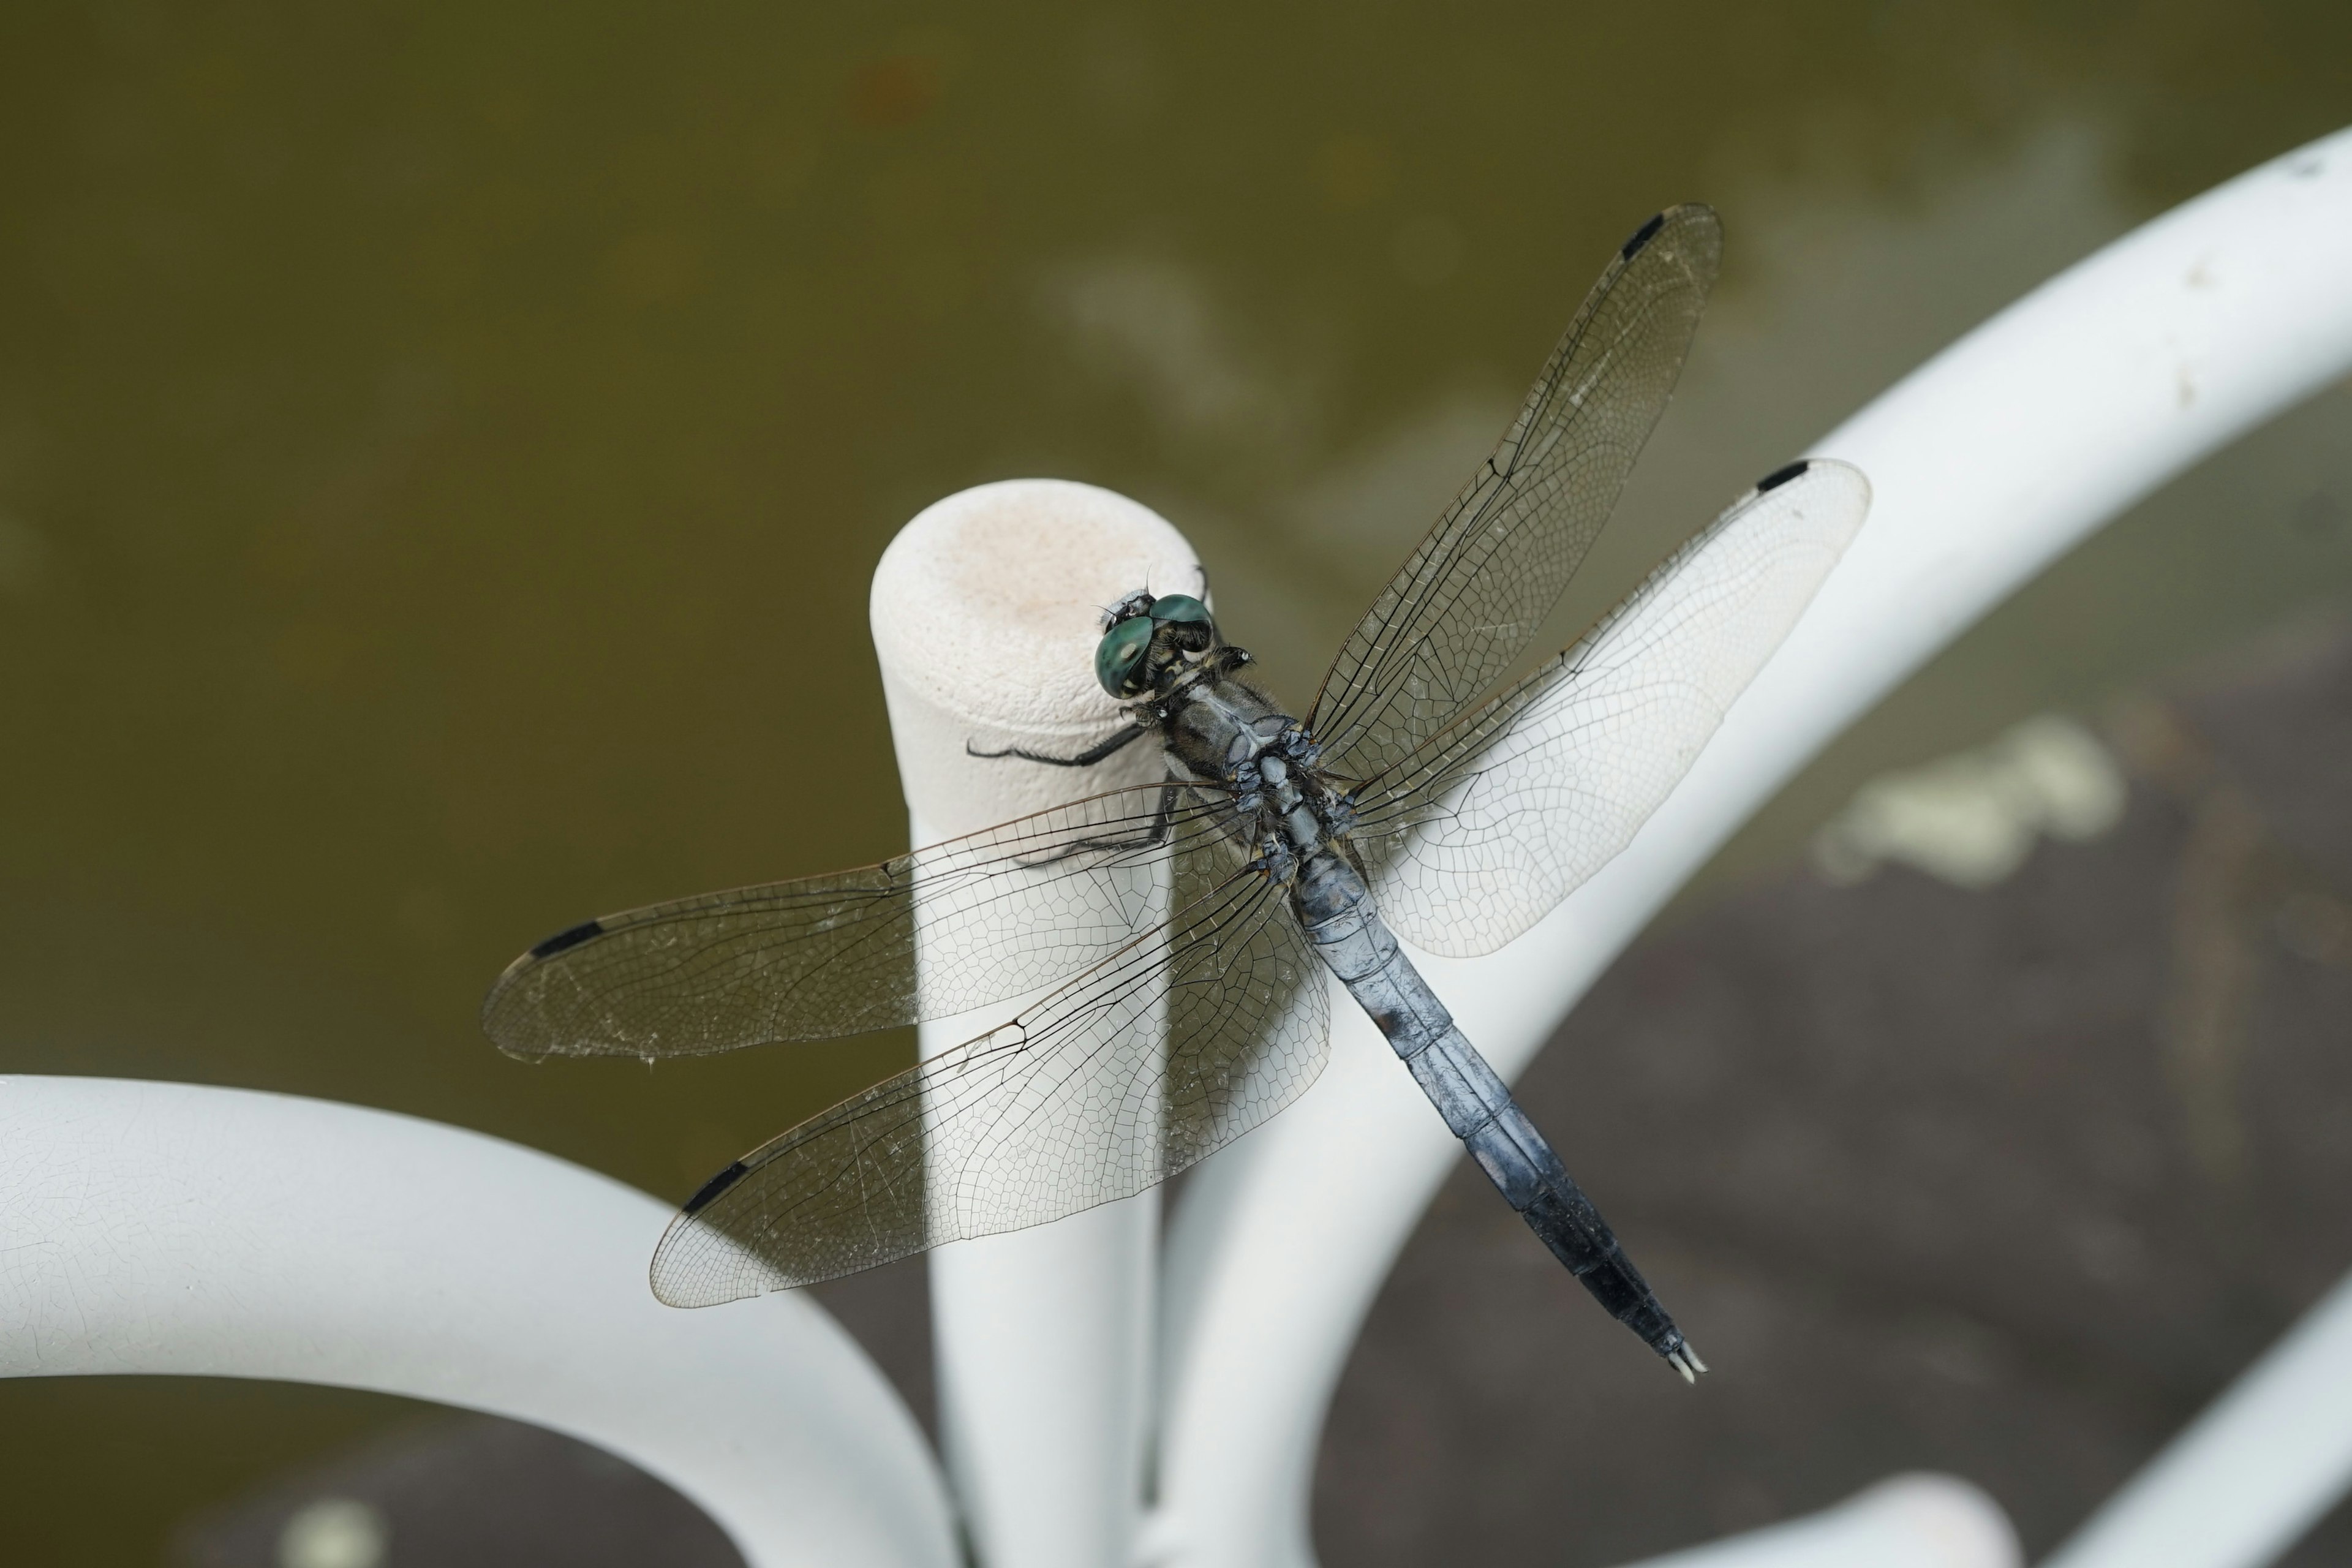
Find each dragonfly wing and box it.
[481,781,1242,1061]
[1351,460,1871,959]
[1307,206,1721,783]
[649,853,1328,1303]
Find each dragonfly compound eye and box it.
[1148,593,1216,655]
[1147,594,1212,627]
[1095,615,1156,697]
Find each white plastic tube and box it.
[0,1075,954,1568]
[870,479,1202,1568]
[1153,128,2352,1568]
[2040,1266,2352,1568]
[1614,1474,2019,1568]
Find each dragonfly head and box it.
[1095,592,1218,698]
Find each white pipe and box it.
[2040,1265,2352,1568]
[1611,1474,2020,1568]
[870,478,1202,1568]
[1155,128,2352,1568]
[0,1074,954,1568]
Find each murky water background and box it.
[2,3,2348,1561]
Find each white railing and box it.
[0,1074,956,1567]
[2,126,2349,1568]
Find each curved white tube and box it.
[2040,1266,2352,1568]
[0,1075,955,1568]
[1613,1474,2019,1568]
[1155,128,2352,1568]
[872,479,1201,1568]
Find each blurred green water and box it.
[1,2,2348,1561]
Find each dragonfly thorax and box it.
[1154,677,1349,882]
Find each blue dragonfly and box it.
[484,205,1869,1380]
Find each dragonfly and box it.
[483,204,1869,1381]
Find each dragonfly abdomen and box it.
[1291,848,1705,1381]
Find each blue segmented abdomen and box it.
[1288,846,1700,1374]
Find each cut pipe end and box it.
[871,478,1202,841]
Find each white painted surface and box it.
[872,478,1199,1568]
[872,478,1203,839]
[0,1075,954,1568]
[1153,127,2352,1568]
[2042,1266,2352,1568]
[1613,1474,2021,1568]
[927,1195,1158,1568]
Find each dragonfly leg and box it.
[1014,780,1187,869]
[967,722,1152,767]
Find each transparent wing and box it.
[1349,460,1871,959]
[648,858,1329,1303]
[481,782,1244,1061]
[1307,205,1722,783]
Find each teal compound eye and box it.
[1095,616,1156,696]
[1148,594,1213,630]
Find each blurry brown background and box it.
[2,2,2350,1563]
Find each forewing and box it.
[481,782,1237,1061]
[647,853,1329,1303]
[1308,206,1722,783]
[1351,460,1871,959]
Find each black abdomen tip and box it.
[1756,459,1811,493]
[1621,212,1667,258]
[530,919,605,960]
[683,1161,749,1215]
